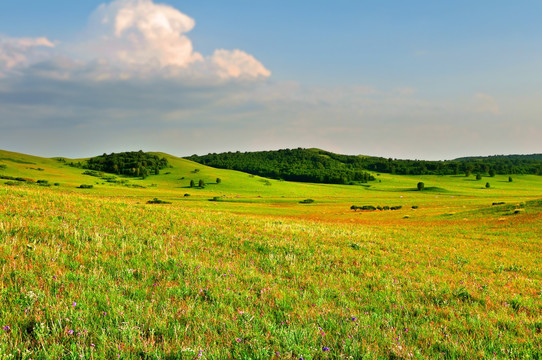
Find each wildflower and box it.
[91,344,95,348]
[351,316,357,321]
[323,346,330,351]
[2,326,9,331]
[235,338,242,342]
[72,302,77,307]
[68,329,74,335]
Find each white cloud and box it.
[79,0,270,80]
[210,49,271,79]
[87,0,201,68]
[1,0,270,81]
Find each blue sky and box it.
[0,1,541,159]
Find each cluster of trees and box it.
[187,148,375,185]
[188,148,542,179]
[79,151,169,179]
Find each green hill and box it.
[187,148,542,179]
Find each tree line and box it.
[187,148,375,185]
[187,148,542,182]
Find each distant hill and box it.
[187,148,375,184]
[187,148,542,180]
[455,154,542,161]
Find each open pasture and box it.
[1,150,541,359]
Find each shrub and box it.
[198,179,205,188]
[350,205,359,211]
[147,198,171,204]
[216,178,221,184]
[390,206,402,210]
[476,174,482,180]
[509,176,513,182]
[209,197,221,202]
[300,199,315,204]
[492,202,505,206]
[411,205,419,209]
[417,182,425,191]
[78,184,93,189]
[190,180,195,188]
[485,182,490,188]
[184,193,190,197]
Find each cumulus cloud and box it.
[81,0,270,79]
[0,0,270,81]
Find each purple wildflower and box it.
[235,338,242,342]
[2,326,10,331]
[68,329,74,335]
[323,347,330,351]
[72,302,77,307]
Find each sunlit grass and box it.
[1,150,541,358]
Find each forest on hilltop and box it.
[187,148,542,182]
[70,151,169,178]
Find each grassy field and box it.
[1,150,541,359]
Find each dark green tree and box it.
[508,176,513,182]
[216,178,221,184]
[417,182,425,191]
[485,182,490,188]
[190,180,195,188]
[198,179,205,188]
[476,174,482,180]
[489,169,496,177]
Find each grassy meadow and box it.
[1,150,541,359]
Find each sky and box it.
[0,0,541,160]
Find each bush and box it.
[198,179,205,188]
[417,182,425,191]
[509,176,513,182]
[390,206,402,210]
[300,199,315,204]
[476,174,482,180]
[209,197,221,202]
[485,182,490,188]
[411,205,419,209]
[184,193,190,197]
[147,198,171,204]
[216,178,221,184]
[78,184,93,189]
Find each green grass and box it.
[1,150,542,359]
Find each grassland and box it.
[1,150,541,359]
